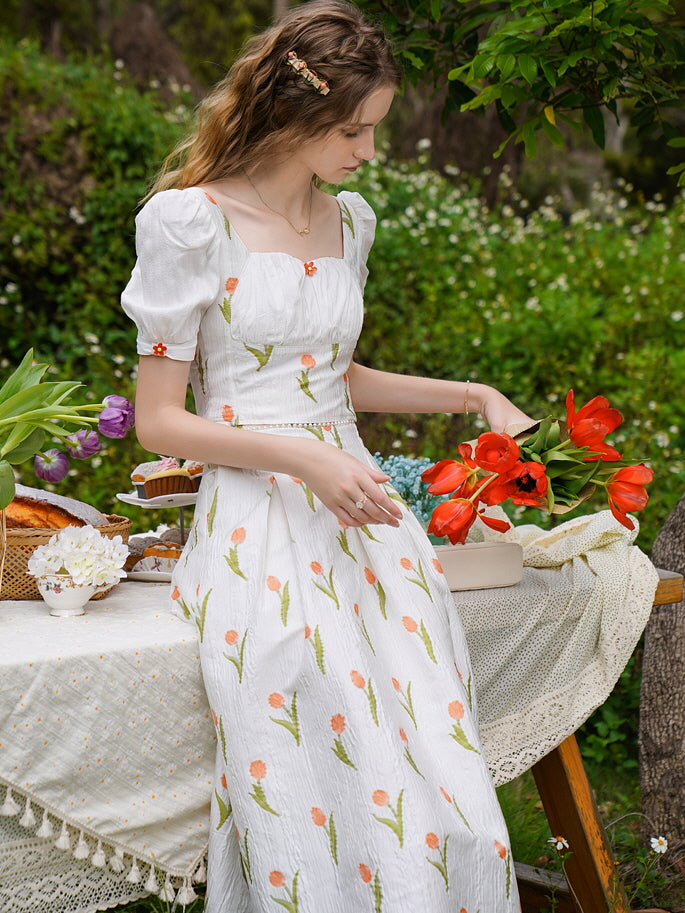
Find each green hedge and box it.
[2,41,684,550]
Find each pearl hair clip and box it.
[285,50,330,96]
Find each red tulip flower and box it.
[565,390,622,461]
[473,432,520,473]
[421,459,472,495]
[606,464,653,530]
[427,498,477,544]
[427,496,510,544]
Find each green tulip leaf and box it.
[0,425,45,462]
[0,350,48,405]
[0,460,16,511]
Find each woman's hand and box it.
[297,441,403,529]
[474,384,535,433]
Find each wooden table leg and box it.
[530,733,629,913]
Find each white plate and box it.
[125,571,173,582]
[116,491,198,509]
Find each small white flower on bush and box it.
[28,526,128,587]
[650,836,668,854]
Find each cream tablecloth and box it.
[0,510,658,912]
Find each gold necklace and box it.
[245,171,313,237]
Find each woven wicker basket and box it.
[0,515,131,601]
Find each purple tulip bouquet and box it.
[0,350,135,511]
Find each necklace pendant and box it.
[299,227,310,235]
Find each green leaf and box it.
[0,425,45,462]
[521,121,538,158]
[518,54,537,86]
[582,105,606,149]
[0,460,16,510]
[541,118,565,148]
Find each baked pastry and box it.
[182,460,204,490]
[5,484,110,529]
[130,457,195,499]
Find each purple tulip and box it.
[64,429,102,460]
[34,449,69,483]
[98,395,135,439]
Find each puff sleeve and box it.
[339,191,377,290]
[121,188,223,361]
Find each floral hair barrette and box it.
[285,50,330,96]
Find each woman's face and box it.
[298,84,395,184]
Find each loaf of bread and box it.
[5,484,110,529]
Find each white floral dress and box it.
[122,187,519,913]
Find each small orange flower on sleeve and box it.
[266,576,281,591]
[304,261,317,276]
[372,789,389,807]
[400,557,413,570]
[225,277,239,293]
[433,557,444,574]
[222,405,235,422]
[152,343,167,357]
[269,871,285,887]
[402,616,418,633]
[225,630,239,645]
[495,840,507,859]
[221,774,228,789]
[425,832,439,849]
[301,353,316,369]
[231,527,246,544]
[310,561,323,575]
[364,567,376,585]
[268,693,285,709]
[171,585,180,600]
[359,864,373,884]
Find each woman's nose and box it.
[356,133,375,161]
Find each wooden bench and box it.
[516,568,684,913]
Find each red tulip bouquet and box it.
[421,391,653,545]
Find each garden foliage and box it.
[1,40,684,554]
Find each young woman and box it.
[123,2,528,909]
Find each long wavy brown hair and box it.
[150,0,400,193]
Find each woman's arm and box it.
[346,361,531,433]
[134,355,402,528]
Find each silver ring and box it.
[355,494,368,510]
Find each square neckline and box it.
[195,186,349,265]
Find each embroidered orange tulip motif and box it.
[304,622,326,674]
[448,700,479,754]
[248,760,280,816]
[391,675,417,728]
[266,575,290,626]
[223,628,248,683]
[268,691,300,745]
[351,670,379,726]
[371,788,404,847]
[494,839,512,898]
[330,713,355,768]
[297,353,317,402]
[219,277,239,324]
[402,615,438,664]
[268,870,299,912]
[399,727,423,778]
[310,560,340,610]
[225,527,247,580]
[310,806,338,864]
[425,831,450,891]
[363,566,387,618]
[399,556,433,600]
[359,864,383,913]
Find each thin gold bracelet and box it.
[464,380,470,416]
